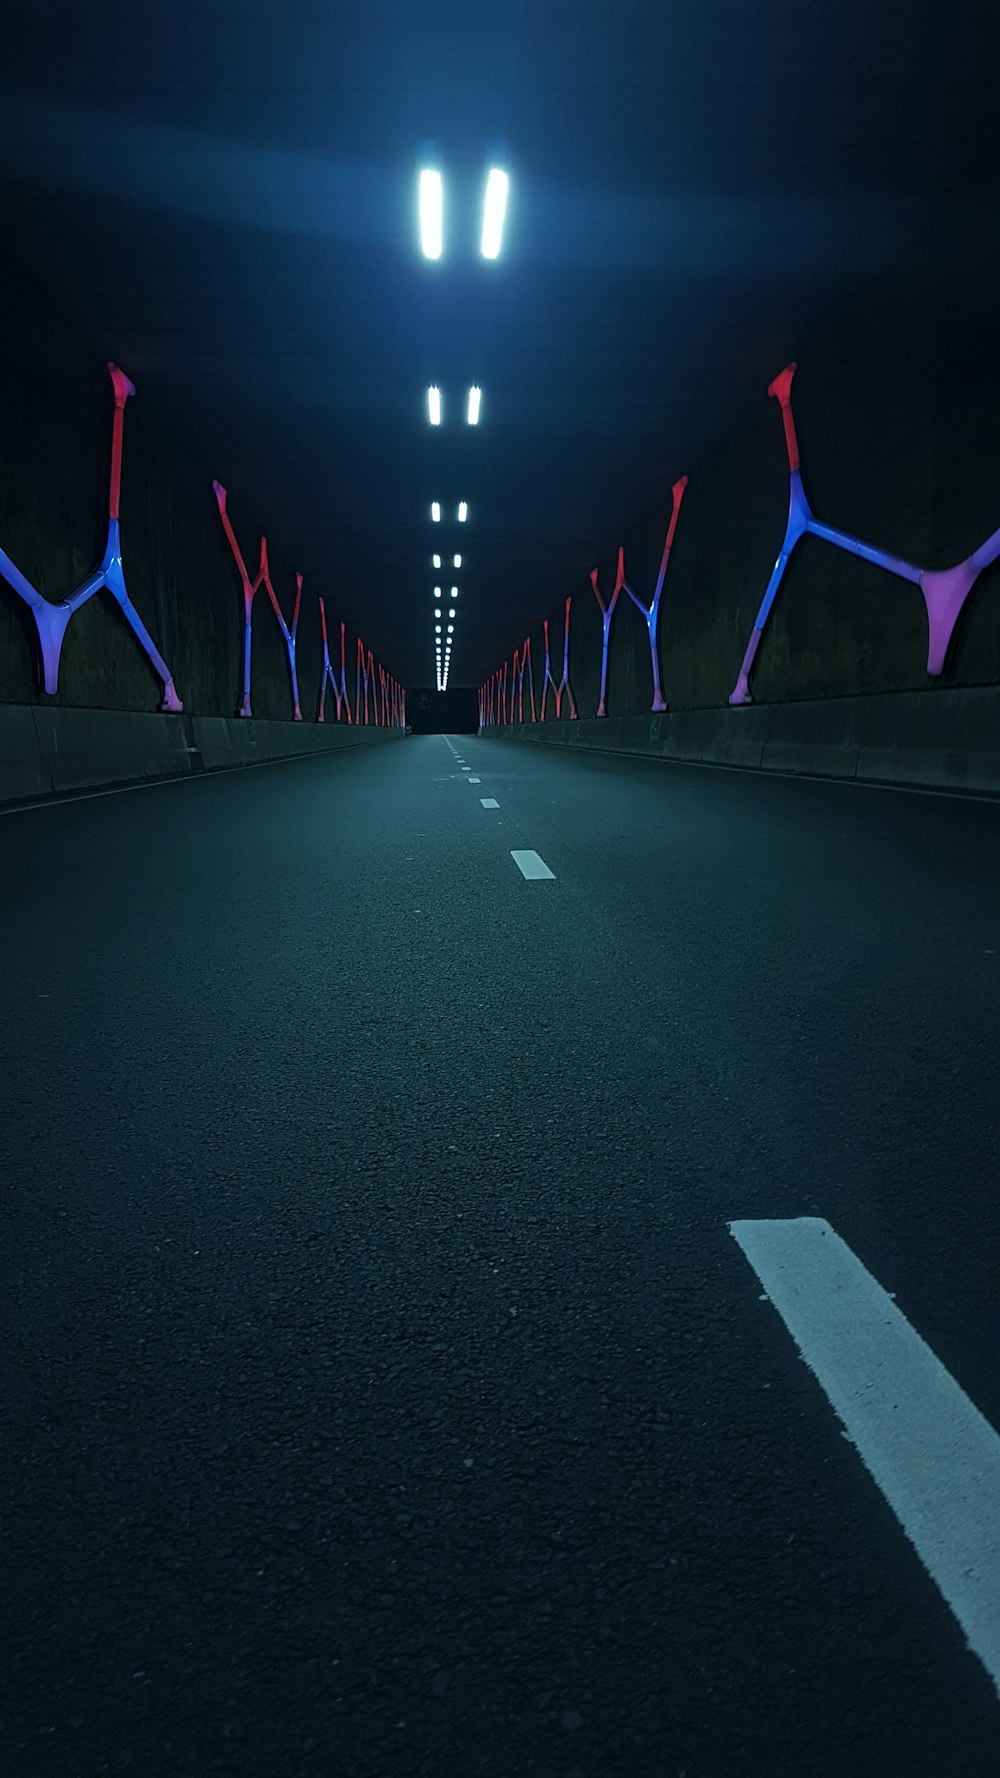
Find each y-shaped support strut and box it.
[590,549,625,718]
[356,639,380,725]
[213,482,302,719]
[730,363,1000,704]
[317,600,352,723]
[0,364,182,711]
[539,597,578,722]
[620,476,688,714]
[512,637,536,723]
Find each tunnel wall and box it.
[480,267,1000,790]
[0,264,404,793]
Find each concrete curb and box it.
[479,685,1000,798]
[0,703,404,807]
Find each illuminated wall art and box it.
[317,600,352,722]
[213,482,302,719]
[538,597,577,722]
[590,548,625,717]
[356,639,379,724]
[621,476,688,714]
[512,637,536,722]
[730,363,1000,704]
[0,363,182,711]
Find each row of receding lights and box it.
[421,166,509,690]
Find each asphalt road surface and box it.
[2,734,998,1778]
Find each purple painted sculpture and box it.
[0,364,182,711]
[730,363,1000,704]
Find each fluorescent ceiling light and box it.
[434,585,441,595]
[447,624,454,633]
[481,169,508,259]
[457,503,467,523]
[435,624,442,634]
[448,608,455,617]
[453,553,461,567]
[433,554,441,569]
[435,607,441,617]
[431,502,441,523]
[428,386,441,426]
[467,386,481,426]
[451,586,458,596]
[419,169,443,260]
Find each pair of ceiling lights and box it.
[432,554,461,569]
[427,386,481,427]
[431,502,467,524]
[419,167,508,261]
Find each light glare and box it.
[419,169,443,260]
[481,168,509,259]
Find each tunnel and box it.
[1,5,999,1776]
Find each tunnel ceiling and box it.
[0,0,991,689]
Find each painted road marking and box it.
[462,767,471,772]
[511,849,555,880]
[729,1217,1000,1698]
[468,777,481,784]
[481,798,500,808]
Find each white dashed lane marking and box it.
[730,1217,1000,1698]
[481,798,500,809]
[468,777,481,784]
[510,849,555,880]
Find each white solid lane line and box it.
[729,1217,1000,1698]
[481,798,500,808]
[510,849,555,880]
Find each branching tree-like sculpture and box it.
[730,363,1000,704]
[0,364,182,711]
[213,481,302,719]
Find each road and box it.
[2,734,998,1778]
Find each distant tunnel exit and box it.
[407,686,479,733]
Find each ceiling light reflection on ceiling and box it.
[419,169,443,259]
[457,503,467,522]
[427,386,441,426]
[467,386,481,425]
[431,502,441,523]
[481,169,509,259]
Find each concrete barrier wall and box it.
[481,684,1000,797]
[0,702,403,806]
